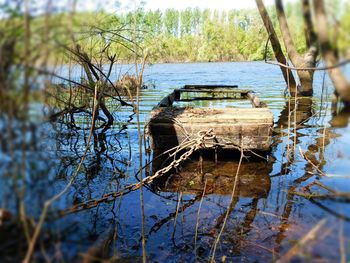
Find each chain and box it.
[58,129,215,216]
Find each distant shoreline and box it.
[50,59,268,68]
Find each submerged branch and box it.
[292,191,350,201]
[265,57,350,71]
[23,81,101,263]
[57,129,216,216]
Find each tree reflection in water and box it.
[1,93,350,262]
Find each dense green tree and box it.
[164,9,179,37]
[19,4,349,64]
[144,9,163,35]
[180,8,192,36]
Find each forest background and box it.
[6,0,349,64]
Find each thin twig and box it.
[210,144,244,262]
[339,220,346,263]
[59,129,216,216]
[292,191,350,200]
[265,57,350,71]
[298,146,325,176]
[194,179,207,260]
[172,192,183,239]
[264,35,350,71]
[276,218,327,263]
[23,81,100,263]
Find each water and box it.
[1,61,350,262]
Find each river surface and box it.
[1,61,350,262]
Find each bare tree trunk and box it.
[301,0,319,95]
[275,0,317,96]
[301,0,317,49]
[275,0,301,64]
[255,0,297,95]
[314,0,350,104]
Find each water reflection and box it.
[1,62,350,262]
[145,96,350,262]
[330,106,350,128]
[153,157,272,198]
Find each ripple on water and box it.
[1,61,350,262]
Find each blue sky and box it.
[79,0,295,13]
[0,0,296,17]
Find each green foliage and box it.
[6,2,348,64]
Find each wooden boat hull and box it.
[147,107,273,151]
[146,86,273,152]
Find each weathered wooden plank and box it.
[152,116,273,124]
[147,85,273,152]
[151,106,271,112]
[149,108,273,123]
[174,89,250,94]
[150,134,272,150]
[157,92,176,107]
[174,88,249,101]
[246,92,267,108]
[183,84,238,89]
[151,107,271,115]
[149,123,271,136]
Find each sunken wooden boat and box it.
[146,85,273,151]
[151,158,272,197]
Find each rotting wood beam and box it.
[158,91,176,107]
[183,84,239,89]
[246,92,267,108]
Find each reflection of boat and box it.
[146,85,273,151]
[152,157,272,198]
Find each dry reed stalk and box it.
[194,179,208,260]
[317,223,336,241]
[19,0,32,245]
[172,192,183,239]
[244,241,279,256]
[321,125,326,161]
[293,81,297,155]
[133,12,149,259]
[23,80,100,263]
[276,218,327,263]
[286,69,292,162]
[314,181,336,193]
[111,192,124,259]
[339,220,346,263]
[210,145,244,263]
[298,146,325,176]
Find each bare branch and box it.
[314,0,350,103]
[256,0,297,94]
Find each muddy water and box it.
[1,62,350,262]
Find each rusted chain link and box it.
[58,129,215,216]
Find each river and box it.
[1,61,350,262]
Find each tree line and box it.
[2,1,348,65]
[94,4,313,62]
[29,1,345,64]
